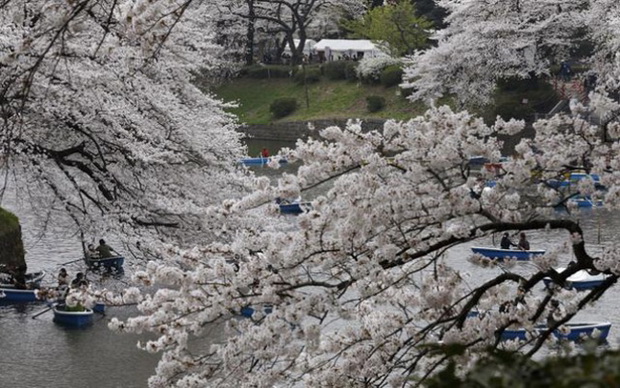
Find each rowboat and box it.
[0,288,40,302]
[83,255,124,271]
[543,267,609,290]
[279,202,311,215]
[240,305,273,318]
[0,270,45,288]
[568,196,603,208]
[239,157,288,166]
[548,172,606,191]
[93,302,106,314]
[471,247,546,261]
[53,304,94,327]
[501,321,611,342]
[468,156,509,166]
[0,270,46,302]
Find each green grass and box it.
[211,77,428,124]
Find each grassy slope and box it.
[212,77,430,125]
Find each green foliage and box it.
[294,68,321,85]
[380,65,404,88]
[322,61,358,81]
[0,207,25,269]
[343,2,434,56]
[366,95,386,112]
[484,77,558,122]
[270,97,298,118]
[425,348,620,387]
[412,0,448,29]
[400,86,415,99]
[549,63,590,77]
[242,64,292,79]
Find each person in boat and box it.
[70,272,89,288]
[261,148,270,158]
[57,268,70,288]
[96,239,117,259]
[517,232,530,251]
[500,232,516,250]
[9,263,28,289]
[86,243,99,260]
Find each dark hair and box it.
[99,239,105,244]
[503,232,509,237]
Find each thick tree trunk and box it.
[245,0,256,66]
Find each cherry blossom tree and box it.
[4,1,620,387]
[104,2,620,387]
[402,0,590,106]
[111,102,620,386]
[0,0,250,245]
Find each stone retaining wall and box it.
[238,118,538,155]
[238,119,387,142]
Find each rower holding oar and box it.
[95,239,118,259]
[500,232,516,250]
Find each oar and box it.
[31,304,55,319]
[60,258,83,266]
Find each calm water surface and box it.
[2,139,619,386]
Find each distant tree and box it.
[343,0,433,56]
[402,0,586,106]
[412,0,447,29]
[223,0,366,65]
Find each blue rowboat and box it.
[93,302,106,314]
[468,156,509,166]
[84,255,124,271]
[471,247,545,261]
[0,270,46,288]
[53,304,94,327]
[568,196,603,208]
[279,202,311,215]
[543,267,609,290]
[240,305,273,318]
[0,271,46,302]
[240,157,288,166]
[0,288,39,302]
[549,173,604,190]
[501,321,611,342]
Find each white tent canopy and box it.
[313,39,388,61]
[283,39,317,55]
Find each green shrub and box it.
[243,64,292,79]
[380,65,404,88]
[488,79,558,121]
[399,86,415,99]
[366,95,386,112]
[270,98,298,118]
[427,348,620,388]
[0,207,25,270]
[322,61,358,81]
[294,68,321,84]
